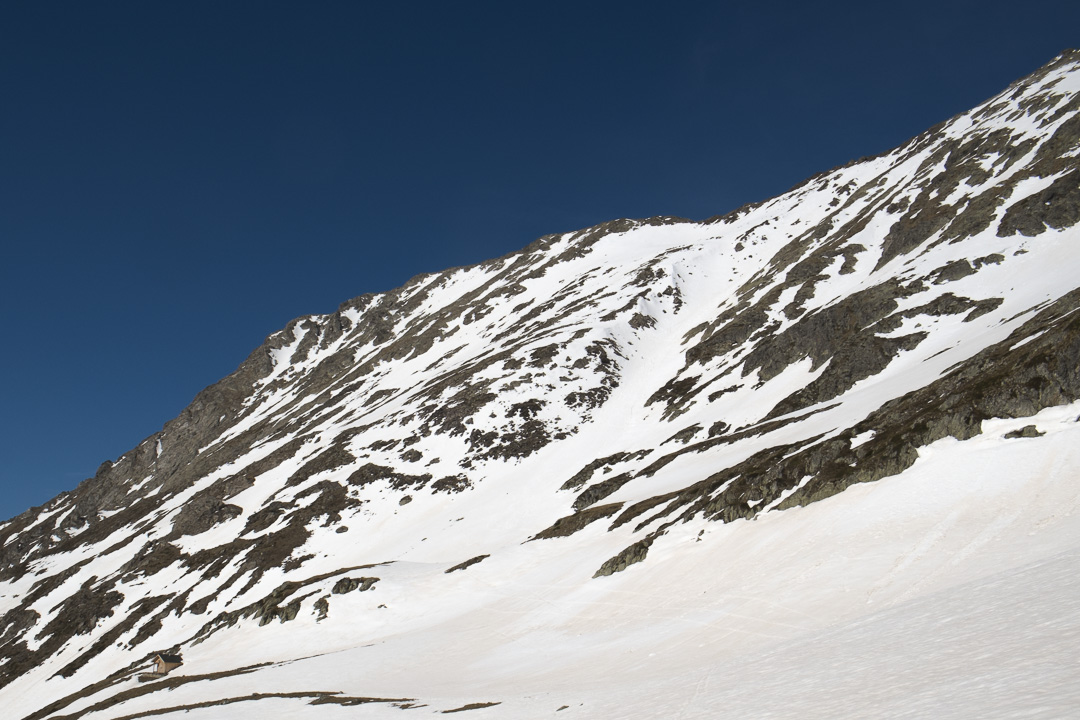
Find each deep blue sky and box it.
[1,1,1077,522]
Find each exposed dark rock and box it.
[1004,424,1044,438]
[0,575,128,689]
[964,298,1004,322]
[930,259,976,284]
[294,480,360,527]
[508,399,545,420]
[609,492,681,530]
[243,501,294,535]
[314,597,329,621]
[560,452,636,491]
[286,445,357,487]
[44,577,124,638]
[190,564,389,642]
[528,344,560,367]
[56,594,171,679]
[774,287,1080,509]
[593,536,654,577]
[646,376,701,414]
[431,475,472,493]
[663,424,702,445]
[332,577,379,594]
[708,421,730,437]
[531,503,623,540]
[595,288,1080,565]
[345,463,431,491]
[475,419,552,461]
[874,127,1038,269]
[169,490,243,538]
[973,253,1005,268]
[573,473,634,511]
[708,386,739,402]
[120,542,184,578]
[939,185,1012,244]
[998,169,1080,236]
[442,702,503,713]
[446,555,489,573]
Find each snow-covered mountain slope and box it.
[3,50,1080,719]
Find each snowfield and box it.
[28,409,1080,719]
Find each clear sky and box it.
[1,0,1077,522]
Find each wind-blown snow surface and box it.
[3,52,1080,719]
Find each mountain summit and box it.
[3,51,1080,719]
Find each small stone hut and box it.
[152,653,183,675]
